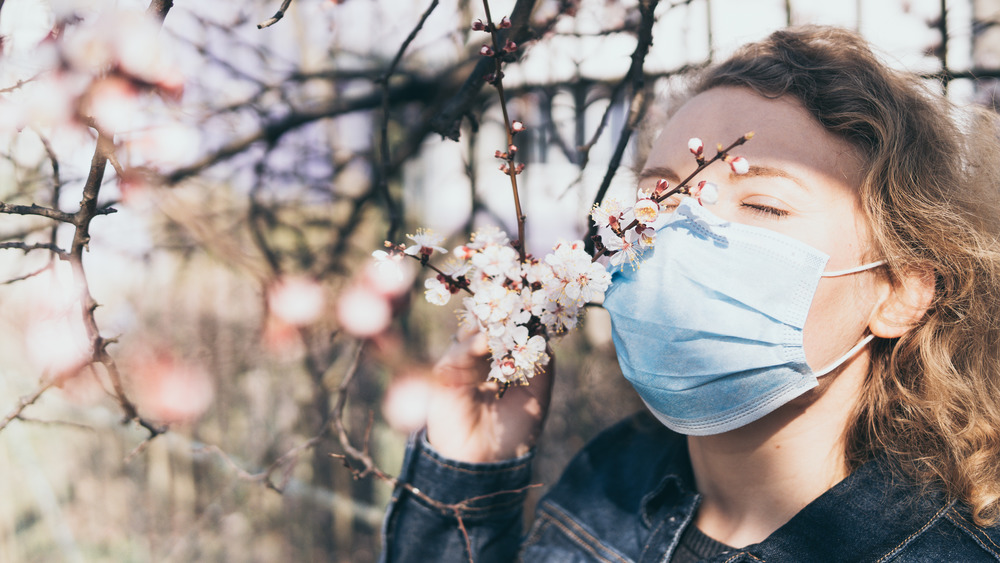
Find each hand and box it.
[425,328,554,463]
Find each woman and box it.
[381,26,1000,562]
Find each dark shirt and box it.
[381,411,1000,562]
[672,525,734,563]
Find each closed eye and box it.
[741,202,789,218]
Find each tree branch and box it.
[0,202,74,223]
[377,0,440,242]
[145,0,173,22]
[0,241,69,259]
[430,0,540,141]
[585,0,660,254]
[258,0,293,29]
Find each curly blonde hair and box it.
[693,25,1000,525]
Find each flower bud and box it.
[499,163,510,174]
[508,144,518,155]
[729,156,749,175]
[495,149,506,159]
[511,121,525,133]
[479,44,494,57]
[654,178,670,196]
[503,38,517,52]
[515,163,526,174]
[698,181,719,205]
[472,19,486,31]
[498,16,512,29]
[688,137,703,157]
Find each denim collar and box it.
[637,426,955,561]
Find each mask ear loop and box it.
[821,260,886,277]
[813,333,876,377]
[811,260,885,377]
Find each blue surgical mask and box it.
[603,198,883,436]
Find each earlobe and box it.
[869,266,935,339]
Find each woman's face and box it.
[639,86,881,371]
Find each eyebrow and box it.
[638,164,810,192]
[638,166,681,183]
[739,164,811,192]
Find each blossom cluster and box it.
[381,228,611,385]
[591,136,752,269]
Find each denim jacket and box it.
[381,411,1000,562]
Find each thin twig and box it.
[0,73,41,94]
[481,0,528,260]
[258,0,293,29]
[0,380,58,433]
[2,262,53,285]
[376,0,440,242]
[0,242,69,258]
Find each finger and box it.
[433,330,491,386]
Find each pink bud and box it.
[654,178,670,196]
[498,16,512,29]
[729,156,749,175]
[511,121,525,133]
[499,163,510,174]
[503,38,517,52]
[472,19,486,31]
[495,149,505,158]
[515,163,525,174]
[479,44,494,57]
[508,144,518,154]
[688,137,704,157]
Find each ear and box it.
[869,266,935,339]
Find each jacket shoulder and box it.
[894,506,1000,562]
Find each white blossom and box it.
[404,229,447,257]
[424,277,452,306]
[471,244,520,280]
[633,198,659,224]
[469,226,510,249]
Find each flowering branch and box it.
[584,0,659,255]
[478,0,527,260]
[430,0,537,141]
[590,133,754,267]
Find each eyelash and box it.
[741,202,789,218]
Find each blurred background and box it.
[0,0,997,560]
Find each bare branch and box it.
[0,379,59,433]
[258,0,293,29]
[2,262,53,285]
[0,73,41,94]
[146,0,173,22]
[0,241,69,259]
[0,201,75,223]
[377,0,440,242]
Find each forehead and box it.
[647,86,863,189]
